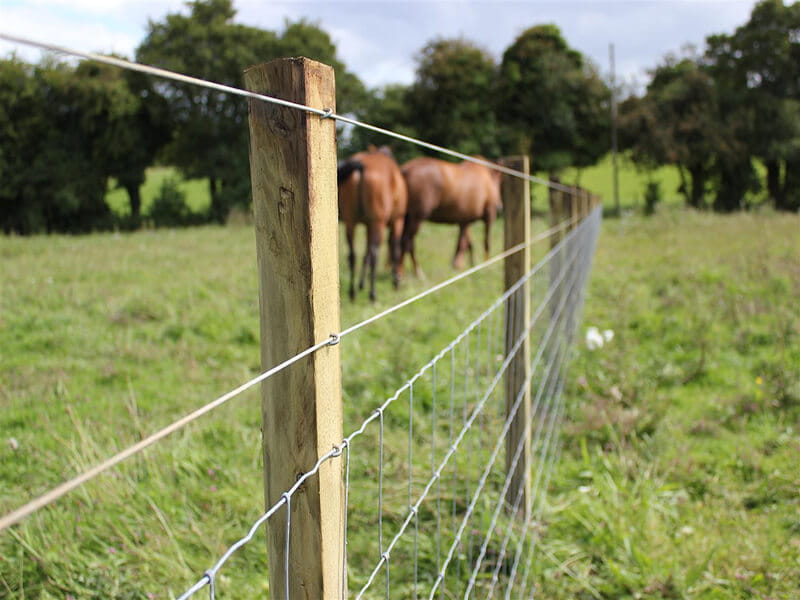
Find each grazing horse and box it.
[401,157,503,274]
[337,146,408,301]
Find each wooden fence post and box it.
[569,187,579,231]
[548,178,562,250]
[583,189,591,219]
[502,155,532,517]
[244,57,344,599]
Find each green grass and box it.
[103,155,685,223]
[106,167,211,217]
[552,153,685,212]
[1,208,798,598]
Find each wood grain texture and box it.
[501,156,532,518]
[244,57,343,599]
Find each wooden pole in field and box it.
[244,57,343,599]
[582,188,591,220]
[569,187,579,230]
[548,178,562,250]
[502,155,532,517]
[548,179,564,322]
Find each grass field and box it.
[1,205,798,598]
[103,153,690,224]
[106,168,211,217]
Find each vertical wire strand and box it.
[447,345,457,599]
[462,323,472,585]
[432,359,442,595]
[342,441,351,599]
[378,408,386,596]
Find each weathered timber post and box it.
[548,178,563,250]
[244,58,344,599]
[548,179,566,321]
[570,187,580,230]
[583,189,592,219]
[502,155,532,517]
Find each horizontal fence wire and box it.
[0,32,579,194]
[175,207,601,599]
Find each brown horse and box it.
[401,157,503,274]
[338,146,408,301]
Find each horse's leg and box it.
[466,227,475,266]
[453,224,470,270]
[367,223,383,302]
[402,217,424,278]
[346,223,357,301]
[484,212,494,261]
[389,216,404,288]
[358,230,370,292]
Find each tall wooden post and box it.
[502,155,532,517]
[569,187,579,231]
[548,180,565,322]
[245,58,344,599]
[582,188,591,220]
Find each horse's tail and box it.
[337,158,368,220]
[337,159,363,185]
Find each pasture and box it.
[104,153,688,225]
[1,206,798,598]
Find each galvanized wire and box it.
[171,208,600,599]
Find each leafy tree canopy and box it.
[496,24,610,172]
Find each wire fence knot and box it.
[328,332,341,346]
[320,107,334,119]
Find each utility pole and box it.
[610,42,620,216]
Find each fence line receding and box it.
[0,43,604,599]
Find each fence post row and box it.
[245,57,344,599]
[501,155,532,518]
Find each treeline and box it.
[620,0,800,212]
[0,0,609,233]
[1,0,797,234]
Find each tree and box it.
[405,38,500,158]
[0,57,49,233]
[0,57,139,233]
[341,84,418,162]
[620,56,723,208]
[74,61,171,226]
[705,0,800,211]
[137,1,366,222]
[278,19,367,117]
[496,25,610,173]
[136,0,279,222]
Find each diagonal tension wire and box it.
[0,32,579,194]
[0,336,335,533]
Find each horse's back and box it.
[353,151,407,223]
[403,157,500,223]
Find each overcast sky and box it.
[1,0,759,91]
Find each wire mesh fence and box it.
[178,207,601,599]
